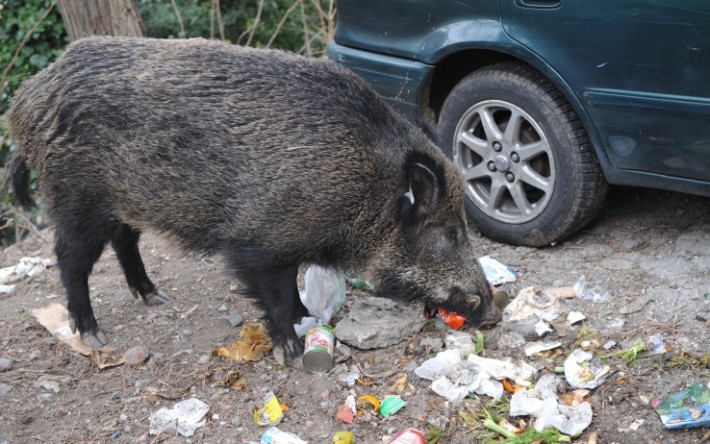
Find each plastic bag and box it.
[294,266,346,337]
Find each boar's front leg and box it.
[239,264,305,367]
[111,224,169,306]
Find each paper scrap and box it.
[30,303,124,369]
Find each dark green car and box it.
[328,0,710,247]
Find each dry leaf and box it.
[214,323,272,362]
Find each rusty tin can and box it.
[303,325,335,373]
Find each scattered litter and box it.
[535,319,553,336]
[437,308,466,330]
[510,374,593,436]
[602,340,617,350]
[560,389,591,406]
[253,391,284,426]
[30,303,124,369]
[492,288,510,309]
[567,311,586,324]
[541,286,577,299]
[504,287,560,322]
[563,349,610,389]
[445,330,478,356]
[260,426,308,444]
[215,323,271,362]
[379,395,406,417]
[356,394,380,413]
[347,276,374,292]
[336,395,356,424]
[479,256,517,285]
[524,341,562,356]
[620,418,644,432]
[338,366,360,387]
[573,276,610,302]
[217,371,246,391]
[415,349,536,402]
[148,398,210,437]
[294,266,345,337]
[388,428,425,444]
[646,333,668,355]
[0,257,52,290]
[655,382,710,429]
[333,430,355,444]
[335,297,426,349]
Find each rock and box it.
[334,297,427,349]
[230,416,242,427]
[0,357,13,372]
[229,283,241,293]
[497,331,526,349]
[419,337,445,352]
[218,304,228,312]
[124,346,150,367]
[0,383,11,396]
[228,310,244,327]
[34,376,61,393]
[135,379,151,390]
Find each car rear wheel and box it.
[438,62,608,247]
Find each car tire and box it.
[437,62,608,247]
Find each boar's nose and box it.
[481,304,503,326]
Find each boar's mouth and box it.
[446,286,502,328]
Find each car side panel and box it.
[334,0,501,61]
[501,0,710,182]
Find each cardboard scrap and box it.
[30,303,124,369]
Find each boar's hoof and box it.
[131,288,170,306]
[81,329,109,349]
[145,289,170,306]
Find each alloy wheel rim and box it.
[453,99,555,224]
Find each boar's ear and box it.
[409,162,439,221]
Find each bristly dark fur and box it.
[5,36,500,363]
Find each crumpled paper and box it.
[414,348,537,402]
[564,348,610,389]
[215,323,272,362]
[0,257,52,293]
[149,398,210,437]
[510,374,593,436]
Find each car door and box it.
[501,0,710,182]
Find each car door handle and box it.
[516,0,561,9]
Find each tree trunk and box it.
[57,0,145,41]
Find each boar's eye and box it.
[445,226,462,244]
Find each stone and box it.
[0,357,13,372]
[334,297,427,349]
[124,346,150,367]
[228,310,244,327]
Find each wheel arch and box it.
[422,47,613,179]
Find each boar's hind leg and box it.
[240,265,304,367]
[111,224,169,306]
[55,227,110,349]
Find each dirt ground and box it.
[0,186,708,444]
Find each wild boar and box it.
[6,37,501,365]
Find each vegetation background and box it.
[0,0,335,245]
